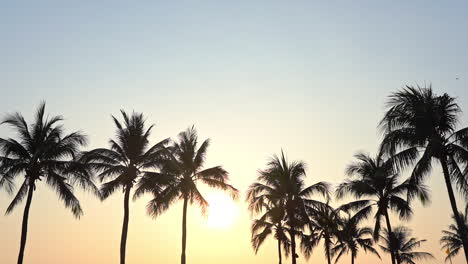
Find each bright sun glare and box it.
[206,193,238,229]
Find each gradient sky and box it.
[1,1,468,263]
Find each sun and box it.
[206,192,238,229]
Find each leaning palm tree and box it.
[83,110,168,264]
[300,203,341,264]
[246,151,330,264]
[0,103,98,264]
[380,226,433,264]
[250,203,290,264]
[336,151,429,264]
[146,126,238,264]
[380,86,468,260]
[440,205,468,262]
[331,212,380,264]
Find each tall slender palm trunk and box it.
[286,206,298,264]
[17,185,34,264]
[277,238,282,264]
[440,158,468,262]
[289,229,297,264]
[325,235,332,264]
[351,254,355,264]
[181,197,188,264]
[384,210,396,264]
[120,186,131,264]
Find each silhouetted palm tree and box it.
[0,103,97,264]
[380,86,468,260]
[440,205,468,262]
[83,110,168,264]
[379,226,433,264]
[332,211,380,264]
[146,126,238,264]
[300,203,341,264]
[336,151,429,264]
[246,151,330,264]
[250,202,290,264]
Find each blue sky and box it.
[1,1,468,263]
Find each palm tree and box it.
[145,126,238,264]
[83,110,168,264]
[250,203,290,264]
[440,204,468,262]
[300,203,341,264]
[379,86,468,260]
[379,226,433,264]
[0,103,97,264]
[246,151,330,264]
[331,212,380,264]
[336,151,429,264]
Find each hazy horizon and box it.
[1,1,468,264]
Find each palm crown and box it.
[84,110,169,197]
[0,103,96,264]
[246,151,330,264]
[250,202,291,264]
[0,102,94,217]
[145,126,238,217]
[380,86,468,195]
[336,152,429,240]
[300,203,341,264]
[331,210,380,264]
[440,205,468,262]
[379,226,433,264]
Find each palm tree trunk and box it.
[289,228,297,264]
[383,210,396,264]
[440,157,468,262]
[325,235,332,264]
[286,206,298,264]
[181,197,188,264]
[351,254,355,264]
[396,256,402,264]
[17,185,34,264]
[278,238,282,264]
[120,186,131,264]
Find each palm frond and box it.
[200,178,239,199]
[5,179,29,215]
[100,177,125,200]
[147,183,182,218]
[45,171,83,218]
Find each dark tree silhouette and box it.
[300,203,341,264]
[379,86,468,261]
[145,126,238,264]
[380,226,433,264]
[83,110,168,264]
[336,151,429,264]
[0,103,97,264]
[332,210,380,264]
[246,151,330,264]
[440,205,468,262]
[250,202,290,264]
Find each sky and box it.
[1,0,468,263]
